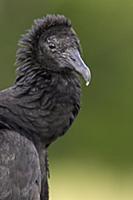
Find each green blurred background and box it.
[0,0,133,199]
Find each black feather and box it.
[0,14,87,200]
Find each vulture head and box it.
[16,14,91,85]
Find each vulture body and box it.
[0,15,91,199]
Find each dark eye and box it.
[48,43,56,49]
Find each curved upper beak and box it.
[66,49,91,86]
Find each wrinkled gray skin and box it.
[0,15,90,200]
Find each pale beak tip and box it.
[84,66,91,86]
[86,81,90,86]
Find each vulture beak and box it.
[66,49,91,86]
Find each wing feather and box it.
[0,129,41,200]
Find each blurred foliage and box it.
[0,0,133,199]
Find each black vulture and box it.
[0,15,91,200]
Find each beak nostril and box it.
[70,56,76,62]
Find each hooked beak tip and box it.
[82,65,91,86]
[66,49,91,86]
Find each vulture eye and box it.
[48,43,56,50]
